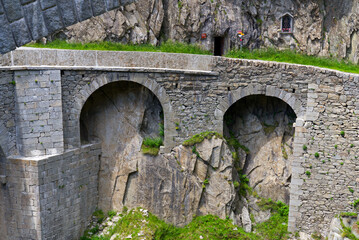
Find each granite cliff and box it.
[52,0,359,62]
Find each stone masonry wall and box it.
[0,0,135,54]
[14,70,64,157]
[39,143,101,240]
[0,71,17,156]
[0,143,101,240]
[1,49,359,236]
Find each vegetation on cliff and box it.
[81,204,289,240]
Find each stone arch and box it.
[67,72,175,152]
[214,84,305,134]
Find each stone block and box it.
[0,15,16,54]
[106,0,120,10]
[2,0,23,23]
[39,0,56,10]
[22,1,48,40]
[92,0,106,16]
[0,1,4,15]
[56,0,78,26]
[42,6,63,33]
[74,0,93,21]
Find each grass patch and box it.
[141,137,163,156]
[254,200,290,240]
[226,48,359,74]
[82,204,290,240]
[182,131,223,146]
[26,39,212,55]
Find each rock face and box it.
[224,95,296,204]
[53,0,359,62]
[80,81,163,211]
[80,80,246,227]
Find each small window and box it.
[281,13,293,33]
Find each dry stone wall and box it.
[0,49,359,237]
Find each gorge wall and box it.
[53,0,359,63]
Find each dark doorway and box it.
[214,37,225,56]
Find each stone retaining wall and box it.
[0,0,134,54]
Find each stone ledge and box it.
[0,65,219,76]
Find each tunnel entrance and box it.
[80,81,164,211]
[224,95,296,204]
[214,36,225,56]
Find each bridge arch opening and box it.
[80,81,164,211]
[223,94,297,204]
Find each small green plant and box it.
[122,206,128,213]
[353,199,359,209]
[340,212,358,217]
[9,80,16,85]
[159,123,164,137]
[141,137,163,156]
[305,171,311,178]
[233,181,240,188]
[58,184,65,189]
[93,209,105,223]
[340,162,344,165]
[349,187,354,193]
[203,179,209,185]
[314,152,320,158]
[35,79,38,83]
[334,144,338,149]
[350,144,354,148]
[192,146,200,158]
[303,145,307,151]
[107,210,117,218]
[340,131,345,137]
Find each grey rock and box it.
[2,0,23,23]
[10,18,32,46]
[42,6,63,33]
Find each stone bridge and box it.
[0,48,358,239]
[0,0,134,54]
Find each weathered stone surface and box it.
[0,0,135,54]
[224,95,295,203]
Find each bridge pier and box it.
[14,70,64,157]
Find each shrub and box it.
[340,131,345,137]
[303,145,307,151]
[314,152,320,158]
[305,171,311,178]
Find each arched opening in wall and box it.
[80,81,164,211]
[223,95,296,204]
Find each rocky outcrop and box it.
[114,138,241,226]
[224,95,296,204]
[52,0,359,63]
